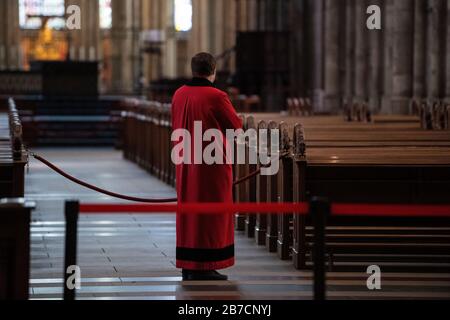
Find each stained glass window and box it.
[174,0,192,32]
[19,0,66,30]
[99,0,112,29]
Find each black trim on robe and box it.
[186,77,215,88]
[176,245,234,262]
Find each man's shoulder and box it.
[205,87,228,98]
[173,85,188,96]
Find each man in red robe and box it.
[172,53,242,281]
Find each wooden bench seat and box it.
[239,114,450,272]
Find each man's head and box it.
[191,52,216,83]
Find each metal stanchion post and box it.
[64,200,79,301]
[311,197,329,301]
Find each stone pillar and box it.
[162,0,177,78]
[390,0,414,114]
[0,0,20,69]
[437,0,447,98]
[344,0,356,105]
[446,0,450,99]
[323,0,340,112]
[426,0,439,100]
[413,0,427,99]
[66,0,101,61]
[367,0,383,112]
[290,0,306,96]
[354,1,368,103]
[225,0,237,71]
[0,0,6,69]
[381,0,394,113]
[257,0,265,31]
[111,0,133,93]
[141,0,151,84]
[239,0,248,31]
[214,0,225,55]
[310,0,324,112]
[247,0,258,31]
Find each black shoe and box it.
[182,270,228,281]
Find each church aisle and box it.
[26,148,450,300]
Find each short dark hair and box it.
[191,52,216,77]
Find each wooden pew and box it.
[244,116,258,237]
[276,122,294,259]
[287,97,313,117]
[307,208,450,273]
[234,115,248,231]
[2,95,124,146]
[121,99,176,187]
[419,101,450,131]
[265,121,279,252]
[121,99,450,272]
[245,112,450,271]
[0,99,26,198]
[0,198,35,300]
[255,121,269,245]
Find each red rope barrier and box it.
[79,202,310,214]
[78,202,450,217]
[30,152,450,219]
[31,153,285,203]
[332,203,450,217]
[33,154,178,203]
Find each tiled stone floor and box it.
[27,148,450,300]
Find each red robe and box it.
[172,77,242,270]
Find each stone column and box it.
[162,0,177,78]
[0,0,6,69]
[214,0,225,55]
[323,0,340,112]
[111,0,133,93]
[240,0,248,31]
[1,0,20,69]
[247,0,258,31]
[199,0,210,50]
[141,0,151,84]
[310,0,324,112]
[66,0,101,61]
[367,0,383,112]
[290,0,306,95]
[446,0,450,99]
[344,0,356,106]
[437,0,447,98]
[413,0,427,99]
[425,0,439,100]
[381,0,394,113]
[225,0,237,72]
[390,0,414,114]
[354,1,368,103]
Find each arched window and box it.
[174,0,192,32]
[19,0,66,30]
[99,0,112,29]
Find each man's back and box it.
[172,53,241,279]
[172,79,241,134]
[171,77,242,203]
